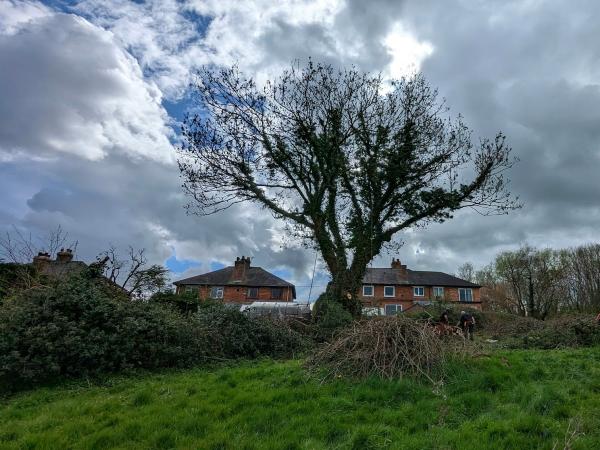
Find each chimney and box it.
[56,248,74,263]
[33,252,51,271]
[391,258,407,275]
[232,256,251,282]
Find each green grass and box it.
[1,348,599,449]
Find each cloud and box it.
[73,0,432,99]
[0,4,174,162]
[2,0,600,300]
[0,2,314,292]
[0,0,50,35]
[381,0,600,272]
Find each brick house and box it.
[173,256,295,304]
[360,258,481,315]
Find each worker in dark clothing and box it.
[458,311,476,340]
[439,310,450,325]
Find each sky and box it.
[1,0,599,301]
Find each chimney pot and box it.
[57,248,74,263]
[33,252,52,271]
[232,255,251,282]
[391,258,407,274]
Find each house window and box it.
[210,286,224,299]
[384,304,402,315]
[247,287,259,299]
[459,288,473,302]
[384,286,395,297]
[271,288,283,300]
[433,287,444,299]
[185,285,198,294]
[362,285,374,296]
[413,286,424,297]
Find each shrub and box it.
[0,263,37,302]
[0,270,208,391]
[0,268,311,392]
[311,293,353,341]
[476,312,545,339]
[306,316,467,383]
[149,290,199,315]
[405,304,484,326]
[505,315,600,349]
[195,301,309,359]
[404,306,548,339]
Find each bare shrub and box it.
[306,316,468,383]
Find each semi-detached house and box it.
[173,256,295,304]
[360,258,481,315]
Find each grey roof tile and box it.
[173,266,295,288]
[363,268,480,287]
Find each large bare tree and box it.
[179,62,519,315]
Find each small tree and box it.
[97,246,169,298]
[179,62,519,316]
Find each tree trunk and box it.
[327,268,363,317]
[527,273,535,318]
[326,250,372,317]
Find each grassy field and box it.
[1,347,599,450]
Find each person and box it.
[458,310,475,340]
[439,310,450,325]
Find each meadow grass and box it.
[0,347,599,449]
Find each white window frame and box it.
[384,304,403,315]
[459,288,473,302]
[185,285,199,294]
[247,287,259,299]
[413,286,425,297]
[383,286,395,297]
[362,285,374,297]
[433,287,444,299]
[210,286,224,299]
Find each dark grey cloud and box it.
[381,0,600,272]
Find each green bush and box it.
[311,293,353,341]
[149,290,199,315]
[195,301,309,358]
[506,315,600,349]
[0,272,309,392]
[404,304,484,327]
[0,263,37,302]
[0,270,208,391]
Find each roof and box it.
[363,268,480,287]
[38,260,87,278]
[173,266,296,296]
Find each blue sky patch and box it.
[165,254,201,273]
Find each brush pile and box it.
[307,316,468,382]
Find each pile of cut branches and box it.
[306,316,467,383]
